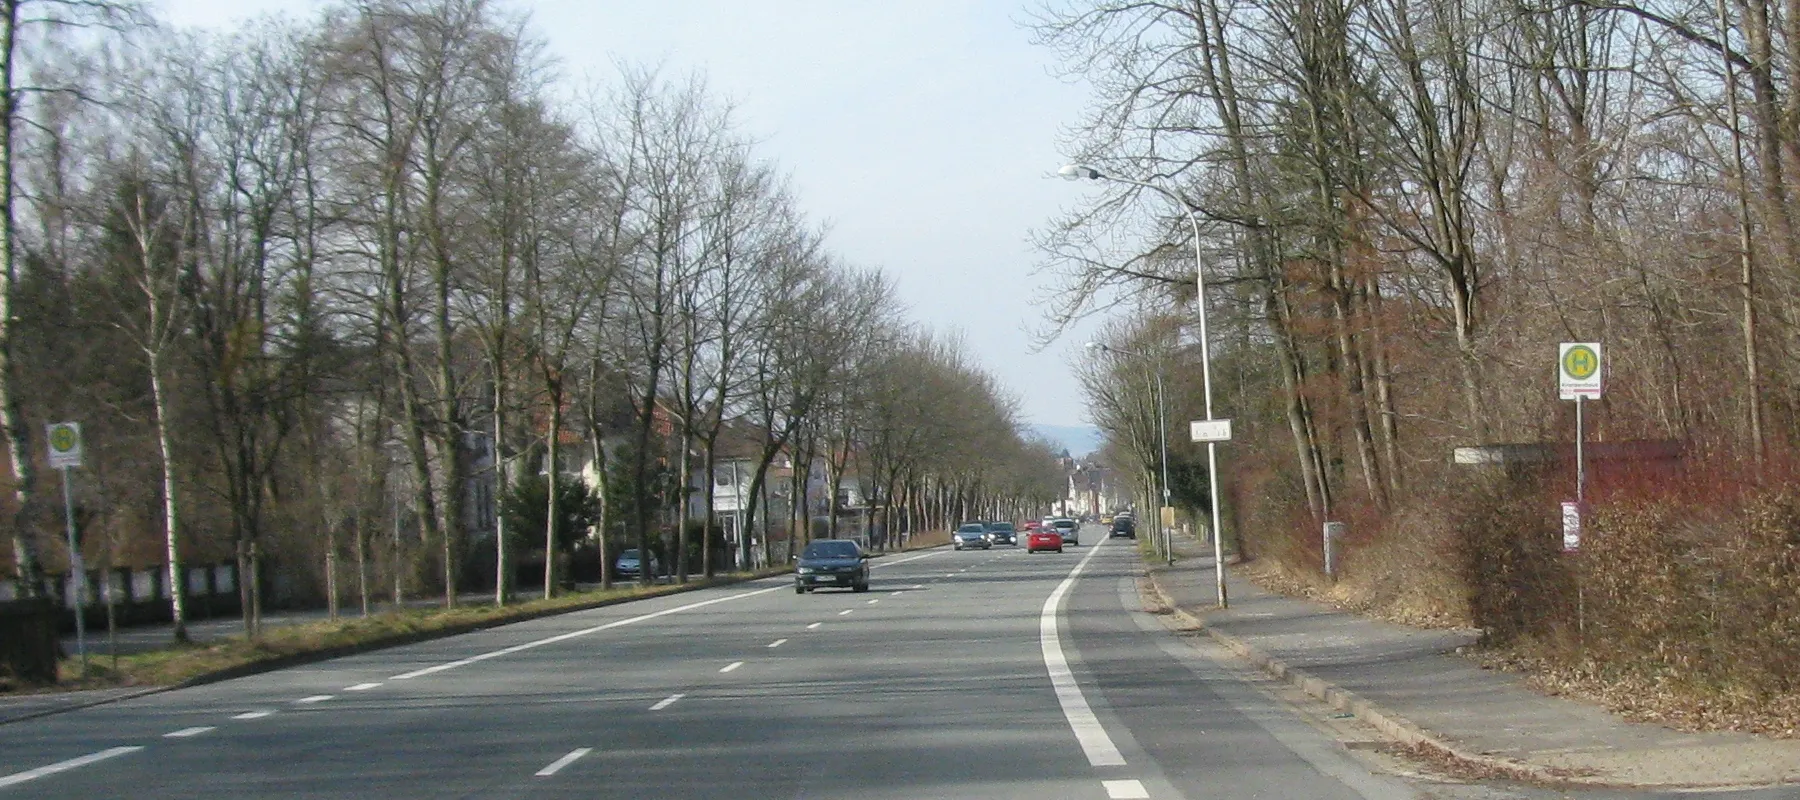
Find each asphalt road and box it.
[4,526,1781,799]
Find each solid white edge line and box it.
[720,661,744,673]
[0,746,144,789]
[649,693,685,711]
[389,585,785,681]
[768,638,787,648]
[534,747,592,777]
[162,726,215,739]
[232,711,274,720]
[1103,778,1151,799]
[346,682,383,691]
[1040,535,1128,767]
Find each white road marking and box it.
[720,661,744,673]
[650,693,685,711]
[838,609,853,616]
[163,726,215,739]
[231,711,274,720]
[1103,779,1150,799]
[1040,536,1127,767]
[806,622,822,630]
[889,591,903,596]
[534,748,591,777]
[346,682,383,691]
[296,695,334,704]
[390,585,785,681]
[945,573,957,578]
[768,638,788,648]
[911,584,924,589]
[871,551,945,569]
[866,599,879,605]
[0,747,143,789]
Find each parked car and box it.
[985,521,1018,545]
[1051,517,1080,546]
[953,523,992,550]
[794,538,871,594]
[614,548,659,580]
[1109,516,1137,539]
[1026,529,1064,553]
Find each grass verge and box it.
[24,567,792,695]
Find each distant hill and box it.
[1030,424,1103,457]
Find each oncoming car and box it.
[795,539,870,594]
[985,521,1018,545]
[953,523,991,550]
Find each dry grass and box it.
[29,569,788,693]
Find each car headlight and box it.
[797,566,815,575]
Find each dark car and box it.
[795,539,870,594]
[953,523,991,550]
[1109,516,1137,539]
[985,521,1018,545]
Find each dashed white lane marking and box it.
[911,584,925,589]
[0,747,143,789]
[163,726,215,739]
[346,682,383,691]
[806,622,822,630]
[838,609,853,616]
[296,695,334,704]
[1103,779,1150,798]
[720,661,744,673]
[866,599,879,605]
[1040,536,1126,767]
[231,711,274,720]
[768,638,788,648]
[535,748,591,777]
[889,591,903,596]
[650,693,685,711]
[945,573,957,578]
[390,586,786,681]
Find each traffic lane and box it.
[1065,540,1413,800]
[521,542,1113,799]
[2,552,960,796]
[0,576,798,777]
[4,550,954,767]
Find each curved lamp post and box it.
[1063,165,1228,608]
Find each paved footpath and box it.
[1148,536,1800,790]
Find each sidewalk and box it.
[1146,535,1800,789]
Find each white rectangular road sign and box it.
[1561,501,1582,553]
[46,422,83,469]
[1190,419,1233,443]
[1559,342,1603,400]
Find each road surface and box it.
[3,525,1779,799]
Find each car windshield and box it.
[802,541,859,559]
[957,524,985,533]
[989,522,1015,531]
[1054,520,1075,528]
[619,549,640,560]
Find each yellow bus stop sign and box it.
[46,422,83,469]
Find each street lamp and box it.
[1087,341,1172,566]
[1065,164,1229,608]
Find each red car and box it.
[1026,530,1063,553]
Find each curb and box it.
[1140,569,1601,788]
[1,567,793,727]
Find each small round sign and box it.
[1562,345,1599,381]
[49,424,77,453]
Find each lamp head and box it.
[1058,164,1104,181]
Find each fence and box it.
[0,562,241,632]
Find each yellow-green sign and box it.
[1558,343,1603,399]
[46,421,82,468]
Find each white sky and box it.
[154,0,1106,428]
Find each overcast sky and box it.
[154,0,1106,429]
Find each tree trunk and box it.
[675,436,690,583]
[543,388,561,599]
[149,356,187,642]
[0,0,40,599]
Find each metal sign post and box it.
[47,422,86,671]
[1557,345,1602,640]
